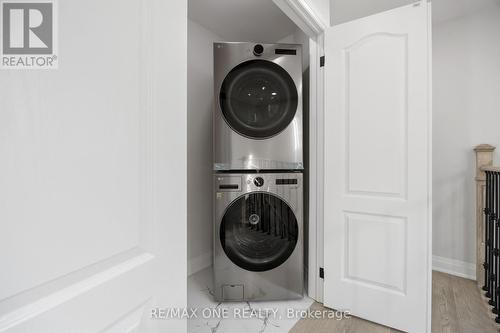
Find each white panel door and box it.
[323,2,431,332]
[0,0,187,332]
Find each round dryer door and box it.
[219,60,298,139]
[220,192,298,272]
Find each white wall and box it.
[187,20,223,275]
[433,2,500,276]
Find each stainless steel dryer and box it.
[213,172,303,301]
[213,42,303,171]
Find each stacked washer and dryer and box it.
[213,42,304,301]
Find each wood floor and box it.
[289,271,499,333]
[432,271,498,333]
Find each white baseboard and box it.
[432,255,476,280]
[188,252,212,276]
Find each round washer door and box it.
[220,192,298,272]
[219,60,298,139]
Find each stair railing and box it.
[475,144,500,322]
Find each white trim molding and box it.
[432,255,476,280]
[309,34,325,303]
[273,0,326,38]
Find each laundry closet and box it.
[187,0,311,299]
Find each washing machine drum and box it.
[220,192,299,272]
[219,60,298,139]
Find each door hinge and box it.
[319,267,324,279]
[320,56,325,67]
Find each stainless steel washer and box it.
[213,172,303,301]
[213,42,303,171]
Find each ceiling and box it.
[188,0,297,42]
[330,0,500,25]
[330,0,415,25]
[432,0,500,24]
[188,0,500,42]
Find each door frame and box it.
[272,0,326,302]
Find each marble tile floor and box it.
[188,267,314,333]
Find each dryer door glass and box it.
[220,192,298,272]
[220,60,298,139]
